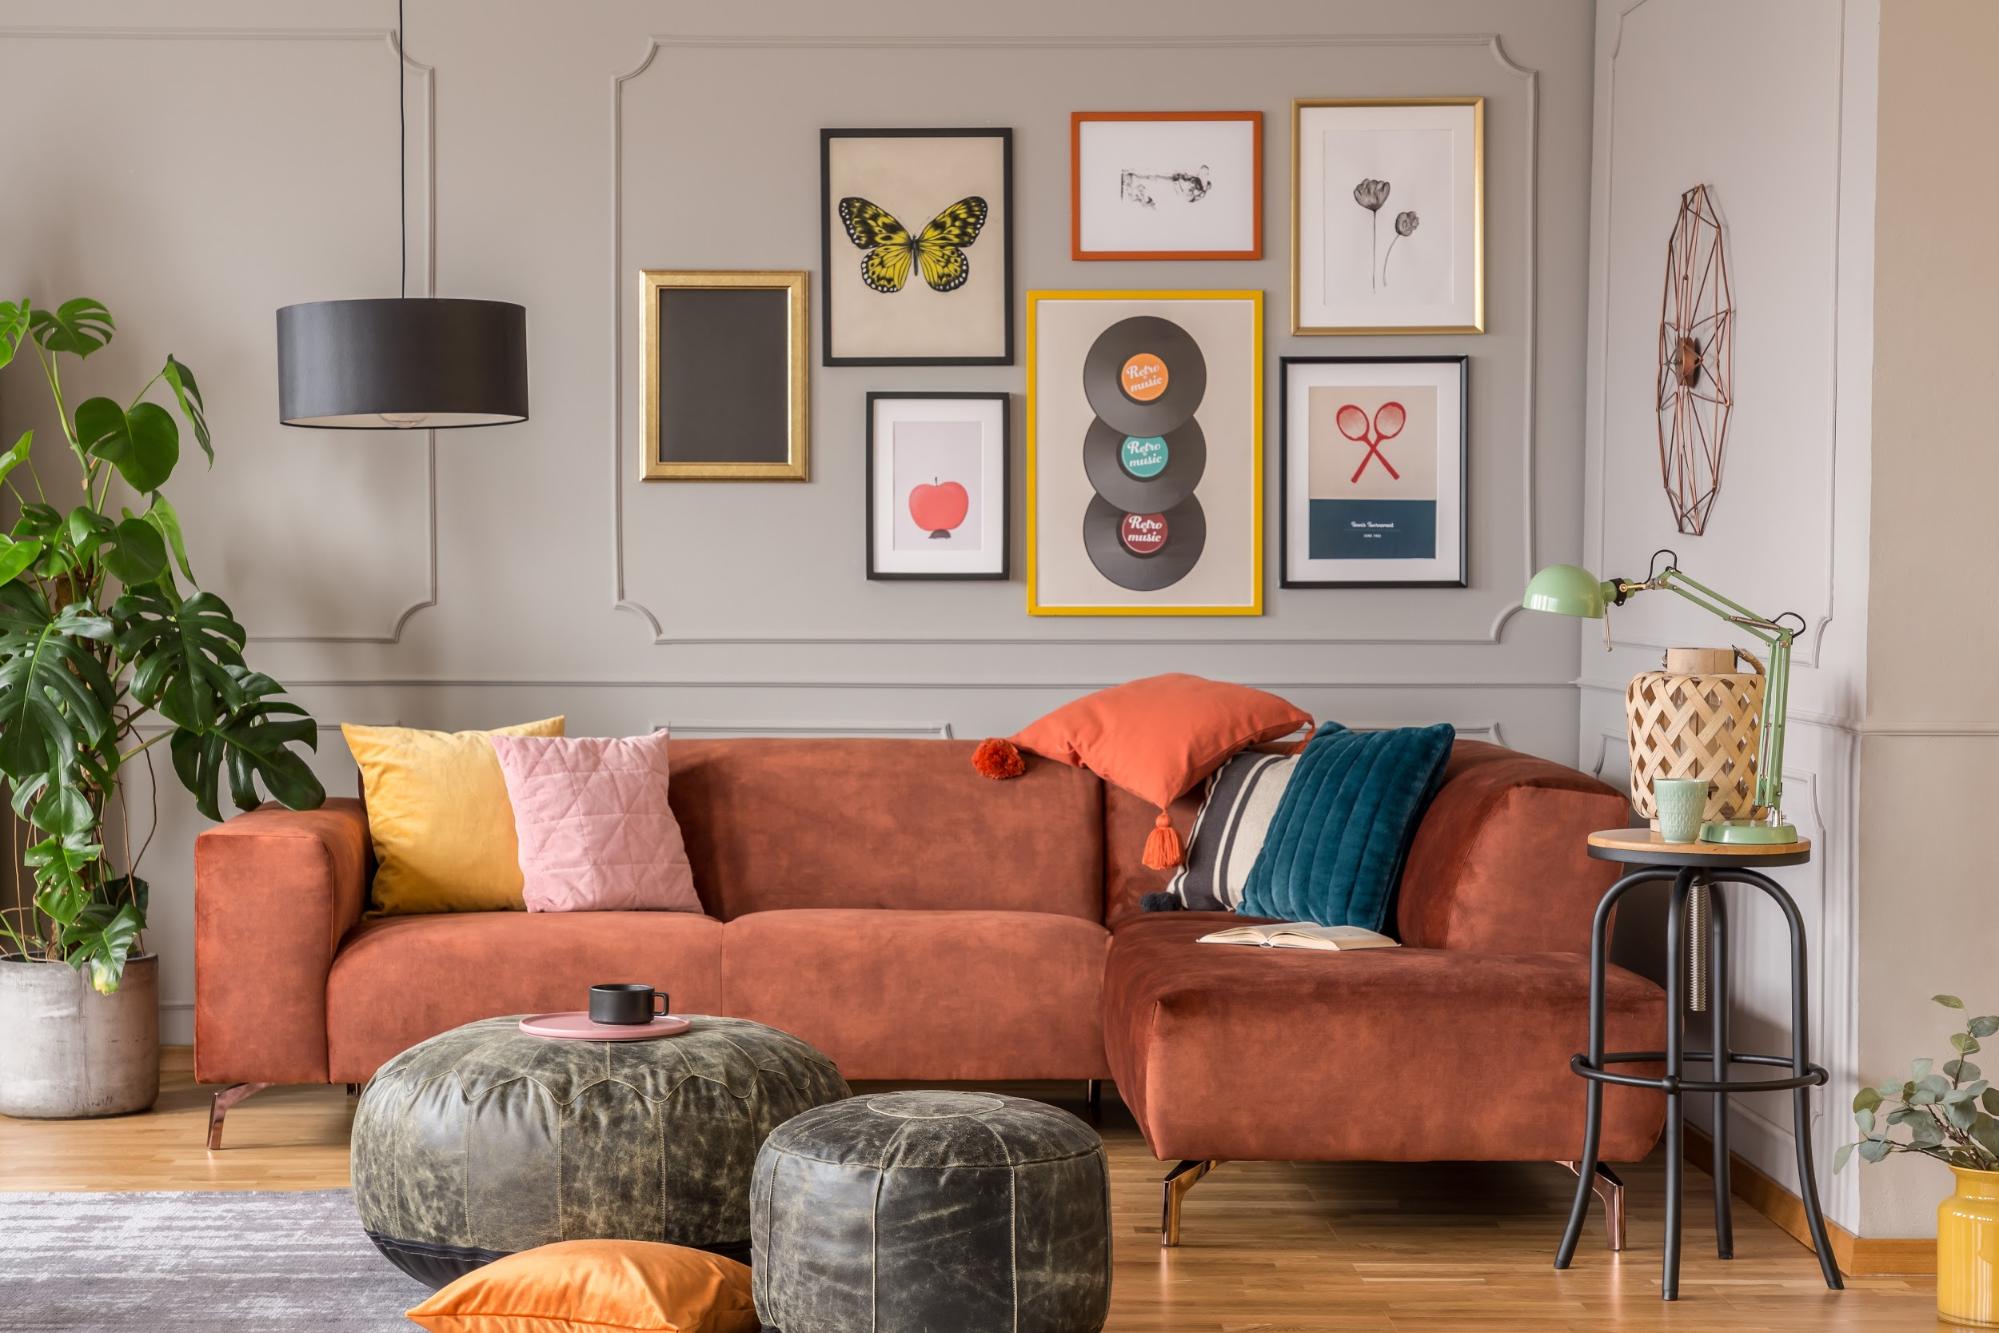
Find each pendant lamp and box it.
[276,0,527,429]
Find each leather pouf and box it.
[352,1015,848,1288]
[751,1091,1111,1332]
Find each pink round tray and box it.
[518,1012,692,1041]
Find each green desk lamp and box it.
[1523,549,1804,845]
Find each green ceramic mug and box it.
[1653,777,1711,843]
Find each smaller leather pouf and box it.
[751,1091,1111,1333]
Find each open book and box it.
[1196,922,1400,952]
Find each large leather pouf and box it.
[352,1015,848,1289]
[752,1091,1111,1332]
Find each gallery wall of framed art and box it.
[619,45,1525,639]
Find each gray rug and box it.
[0,1190,430,1331]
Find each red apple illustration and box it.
[908,477,970,539]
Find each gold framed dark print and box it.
[640,270,810,480]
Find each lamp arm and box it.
[1651,569,1784,646]
[1650,568,1792,816]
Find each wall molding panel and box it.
[0,22,442,645]
[608,30,1543,649]
[658,721,957,739]
[1590,0,1848,668]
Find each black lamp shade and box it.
[276,297,528,429]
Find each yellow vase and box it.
[1940,1166,1999,1327]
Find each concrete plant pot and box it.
[0,953,159,1118]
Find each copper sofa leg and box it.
[206,1082,273,1151]
[1560,1159,1627,1251]
[1160,1158,1219,1248]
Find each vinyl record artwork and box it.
[821,128,1014,366]
[1279,356,1466,587]
[1028,291,1262,615]
[866,392,1008,580]
[1291,98,1483,335]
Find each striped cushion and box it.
[1162,750,1301,911]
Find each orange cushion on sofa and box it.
[1012,674,1311,810]
[404,1239,757,1333]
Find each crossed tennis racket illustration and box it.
[1336,401,1406,483]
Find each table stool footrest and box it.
[1570,1050,1828,1094]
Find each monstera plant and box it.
[0,297,325,994]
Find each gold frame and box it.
[640,269,810,480]
[1289,97,1484,336]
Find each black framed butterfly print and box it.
[820,128,1014,366]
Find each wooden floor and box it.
[0,1049,1941,1330]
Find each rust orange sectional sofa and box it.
[194,736,1665,1234]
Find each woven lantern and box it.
[1626,647,1763,824]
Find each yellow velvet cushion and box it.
[342,716,564,914]
[404,1240,758,1333]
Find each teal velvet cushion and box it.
[1237,722,1455,930]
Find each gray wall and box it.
[0,0,1597,1042]
[1581,0,1878,1232]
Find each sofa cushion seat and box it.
[325,911,723,1083]
[1103,913,1666,1163]
[722,910,1110,1082]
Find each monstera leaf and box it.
[112,585,245,731]
[27,298,114,358]
[169,667,323,821]
[140,493,195,582]
[0,301,27,370]
[0,583,116,782]
[161,355,213,466]
[0,536,41,587]
[23,830,103,928]
[75,396,178,494]
[65,884,146,995]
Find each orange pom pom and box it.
[971,737,1026,780]
[1141,810,1184,870]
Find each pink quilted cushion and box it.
[489,730,702,913]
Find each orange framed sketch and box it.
[1026,290,1263,617]
[1070,112,1263,261]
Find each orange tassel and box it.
[1141,811,1183,870]
[971,737,1026,780]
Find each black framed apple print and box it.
[866,392,1009,580]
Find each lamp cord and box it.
[397,0,407,299]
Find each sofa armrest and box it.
[1396,742,1628,953]
[193,798,370,1085]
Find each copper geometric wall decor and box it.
[1656,184,1734,536]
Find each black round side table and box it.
[1553,830,1844,1301]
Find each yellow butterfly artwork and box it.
[837,196,990,294]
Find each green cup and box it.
[1653,777,1711,843]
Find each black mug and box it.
[589,983,670,1026]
